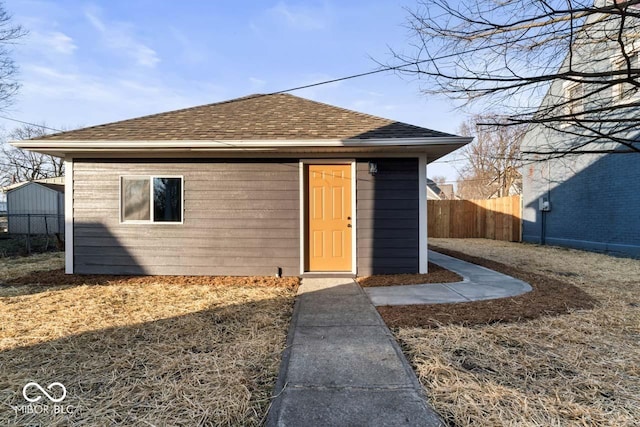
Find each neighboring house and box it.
[426,179,457,200]
[426,178,442,200]
[437,184,456,200]
[6,181,65,235]
[14,94,471,275]
[0,201,6,213]
[1,176,65,194]
[426,186,441,200]
[487,167,521,199]
[521,7,640,258]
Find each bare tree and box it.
[0,124,64,186]
[456,115,526,199]
[0,2,26,111]
[392,0,640,156]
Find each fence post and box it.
[26,213,31,254]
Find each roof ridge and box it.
[32,92,459,141]
[275,93,453,137]
[36,93,267,140]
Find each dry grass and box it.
[0,251,64,283]
[357,262,462,287]
[393,239,640,426]
[0,257,298,426]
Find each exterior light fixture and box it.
[368,161,378,175]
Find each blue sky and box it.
[3,0,470,181]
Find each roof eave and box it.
[11,136,473,160]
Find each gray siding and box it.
[73,159,300,275]
[356,158,419,275]
[7,183,64,234]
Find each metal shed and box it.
[7,182,65,235]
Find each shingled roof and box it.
[39,93,454,141]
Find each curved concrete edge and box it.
[364,250,533,306]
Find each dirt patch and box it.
[392,239,640,426]
[0,258,299,426]
[357,262,462,287]
[378,246,597,328]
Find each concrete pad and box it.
[445,281,531,301]
[274,388,443,427]
[286,325,414,388]
[296,294,383,326]
[267,277,444,426]
[298,278,360,295]
[365,284,470,306]
[364,250,533,306]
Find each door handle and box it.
[347,224,352,228]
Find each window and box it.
[121,176,183,223]
[567,83,584,116]
[613,51,639,101]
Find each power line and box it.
[0,37,509,133]
[0,115,63,132]
[268,60,429,95]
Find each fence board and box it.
[428,195,522,242]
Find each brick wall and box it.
[522,152,640,258]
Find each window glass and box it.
[617,52,639,100]
[153,177,182,222]
[122,177,150,221]
[568,84,584,115]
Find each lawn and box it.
[0,253,298,426]
[390,239,639,426]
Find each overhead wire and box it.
[0,30,554,134]
[0,38,547,177]
[0,115,63,132]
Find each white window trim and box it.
[119,175,184,225]
[560,81,585,129]
[610,49,640,104]
[563,81,584,116]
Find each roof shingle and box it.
[38,93,455,141]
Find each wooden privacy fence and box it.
[428,195,522,242]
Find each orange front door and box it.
[307,164,352,271]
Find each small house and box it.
[14,94,471,275]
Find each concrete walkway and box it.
[267,278,443,427]
[365,250,532,306]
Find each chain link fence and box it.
[0,213,64,256]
